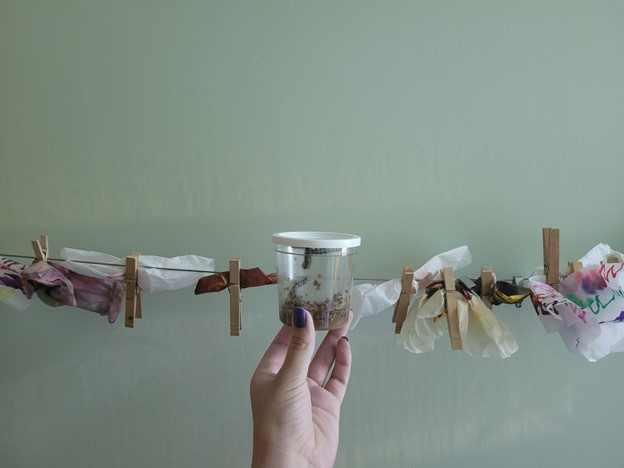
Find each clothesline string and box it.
[0,253,218,275]
[0,253,534,285]
[0,253,391,282]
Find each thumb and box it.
[279,307,315,382]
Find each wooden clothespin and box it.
[393,267,414,334]
[132,252,142,320]
[124,253,141,328]
[229,258,242,336]
[480,266,494,309]
[543,227,560,289]
[569,261,583,273]
[443,267,462,350]
[31,234,49,262]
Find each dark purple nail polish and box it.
[293,307,307,328]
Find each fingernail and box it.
[293,307,307,328]
[340,336,349,342]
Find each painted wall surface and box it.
[2,1,624,467]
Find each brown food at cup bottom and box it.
[280,290,350,329]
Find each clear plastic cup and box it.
[272,231,361,330]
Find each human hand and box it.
[250,307,352,468]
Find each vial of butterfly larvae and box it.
[272,231,360,330]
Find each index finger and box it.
[254,323,294,375]
[308,311,352,385]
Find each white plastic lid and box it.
[272,231,361,249]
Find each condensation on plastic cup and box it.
[272,231,361,330]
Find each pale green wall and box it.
[2,1,624,467]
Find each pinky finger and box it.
[323,336,352,404]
